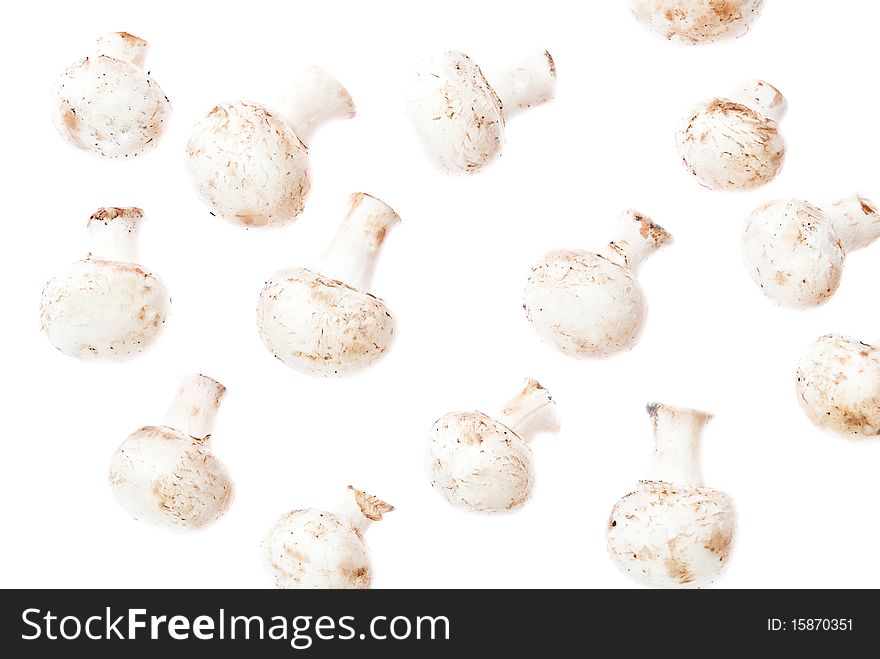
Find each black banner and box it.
[0,589,872,655]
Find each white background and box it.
[1,0,878,589]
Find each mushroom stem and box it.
[336,486,394,534]
[276,67,356,145]
[96,32,148,68]
[728,79,787,121]
[826,194,880,253]
[163,374,227,442]
[598,210,672,273]
[498,379,560,442]
[86,207,143,263]
[317,193,400,292]
[646,404,712,486]
[493,51,557,119]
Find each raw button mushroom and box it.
[426,379,560,514]
[256,193,400,376]
[523,210,672,358]
[263,486,393,589]
[743,194,880,308]
[607,404,736,588]
[54,32,170,158]
[630,0,765,45]
[796,335,880,438]
[677,79,786,191]
[40,207,170,361]
[407,50,556,174]
[108,374,233,530]
[185,67,355,228]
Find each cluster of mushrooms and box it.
[41,1,880,589]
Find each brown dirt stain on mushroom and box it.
[664,539,695,584]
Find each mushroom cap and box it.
[630,0,764,45]
[523,249,646,358]
[263,509,372,589]
[185,101,310,228]
[742,199,845,308]
[677,97,784,191]
[407,51,505,174]
[55,55,169,158]
[796,335,880,438]
[108,426,233,530]
[426,411,534,513]
[607,482,736,588]
[256,267,394,377]
[40,259,170,360]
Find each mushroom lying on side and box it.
[742,194,880,308]
[186,67,355,228]
[796,335,880,439]
[677,79,786,191]
[407,50,556,173]
[54,32,170,158]
[630,0,765,45]
[426,379,560,514]
[257,193,400,376]
[40,207,170,361]
[263,486,393,589]
[607,404,736,588]
[108,374,234,530]
[523,210,672,358]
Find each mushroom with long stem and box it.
[630,0,765,45]
[186,67,355,228]
[108,374,234,530]
[256,193,400,377]
[796,335,880,438]
[742,194,880,308]
[263,486,393,589]
[607,404,736,588]
[523,210,672,358]
[40,207,171,361]
[54,32,170,158]
[407,50,556,174]
[426,379,560,514]
[677,79,786,191]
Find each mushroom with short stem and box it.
[406,50,556,174]
[796,335,880,439]
[742,194,880,308]
[677,79,787,191]
[630,0,765,45]
[54,32,170,158]
[262,486,393,589]
[426,379,560,514]
[185,67,355,228]
[607,404,736,588]
[40,207,170,361]
[523,210,672,358]
[256,193,400,377]
[108,374,234,530]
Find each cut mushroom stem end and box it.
[646,403,712,486]
[599,209,672,273]
[96,32,148,67]
[729,79,787,121]
[86,207,143,262]
[276,67,356,145]
[493,51,557,119]
[827,194,880,252]
[337,486,395,534]
[498,379,561,442]
[163,374,227,442]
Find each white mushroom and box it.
[677,79,786,191]
[185,67,355,228]
[426,379,560,514]
[40,207,170,361]
[607,404,736,588]
[263,486,393,589]
[108,374,233,530]
[796,335,880,439]
[523,210,672,358]
[54,32,170,158]
[743,194,880,308]
[256,193,400,376]
[630,0,764,45]
[407,50,556,174]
